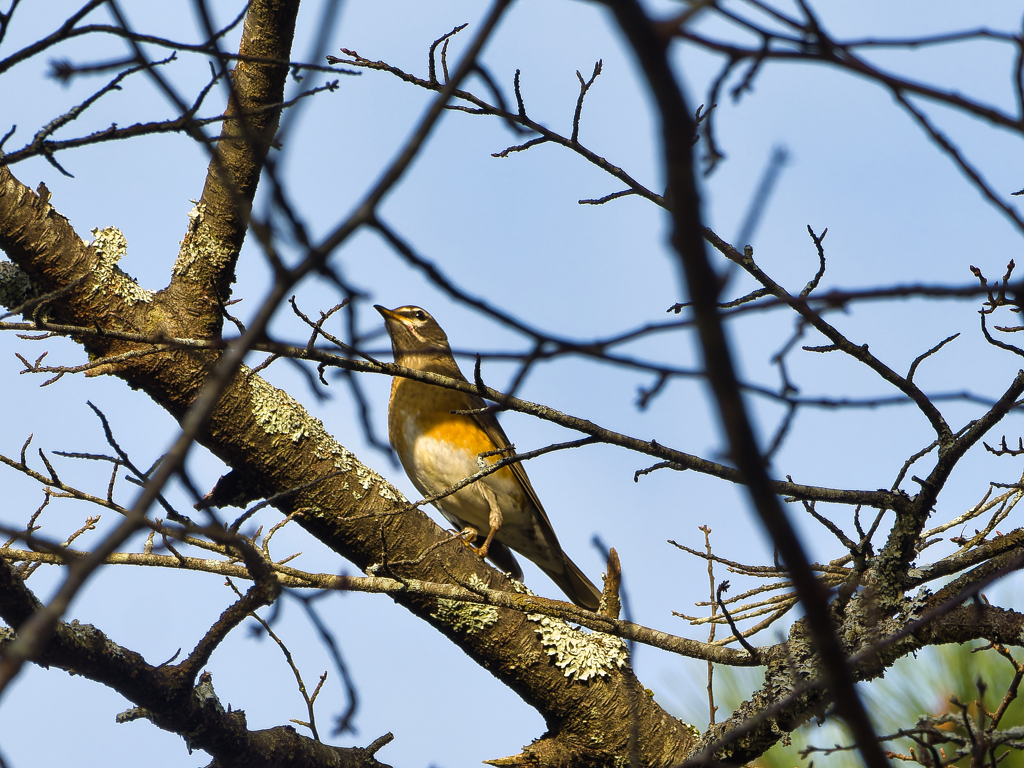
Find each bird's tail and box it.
[485,541,524,582]
[545,554,601,612]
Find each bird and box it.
[375,304,602,611]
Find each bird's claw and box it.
[454,527,490,559]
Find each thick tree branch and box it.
[0,558,393,768]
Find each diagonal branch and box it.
[604,2,889,766]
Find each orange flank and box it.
[418,419,517,480]
[391,377,516,477]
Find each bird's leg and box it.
[475,485,503,560]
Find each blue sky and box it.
[2,2,1024,766]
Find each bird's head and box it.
[374,305,453,366]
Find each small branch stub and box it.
[600,547,623,619]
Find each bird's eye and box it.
[414,310,426,321]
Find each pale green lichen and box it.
[172,201,234,279]
[432,575,499,634]
[249,373,316,442]
[88,227,153,305]
[528,613,628,682]
[0,261,40,311]
[770,721,792,747]
[509,578,534,596]
[116,706,156,725]
[247,374,400,502]
[193,676,225,714]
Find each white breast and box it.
[403,426,522,534]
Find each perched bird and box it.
[375,304,602,611]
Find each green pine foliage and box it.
[673,640,1024,767]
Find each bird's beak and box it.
[375,305,415,339]
[374,305,398,322]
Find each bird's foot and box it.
[453,526,493,560]
[454,526,479,548]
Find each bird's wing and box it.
[467,400,566,557]
[472,404,601,609]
